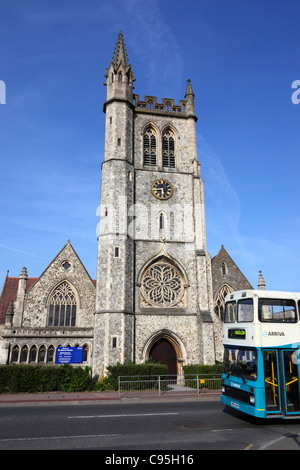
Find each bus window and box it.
[238,299,253,322]
[259,299,297,323]
[224,301,236,323]
[224,347,257,381]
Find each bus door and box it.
[263,349,300,416]
[282,350,300,415]
[263,350,281,414]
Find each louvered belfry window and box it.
[162,130,175,168]
[48,281,77,327]
[143,128,157,166]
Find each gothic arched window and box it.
[214,284,234,320]
[48,281,77,327]
[38,345,46,363]
[141,257,185,307]
[83,344,88,362]
[20,345,28,363]
[162,129,175,168]
[221,262,227,276]
[11,345,19,363]
[29,345,37,363]
[47,345,55,363]
[143,127,157,166]
[159,212,166,230]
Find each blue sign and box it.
[56,347,83,364]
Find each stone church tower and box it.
[0,33,256,371]
[93,32,223,376]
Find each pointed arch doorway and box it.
[144,330,185,376]
[149,338,177,376]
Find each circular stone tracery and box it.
[141,260,184,307]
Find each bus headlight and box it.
[222,385,226,394]
[249,394,255,405]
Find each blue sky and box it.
[0,0,300,292]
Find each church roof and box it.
[0,275,37,324]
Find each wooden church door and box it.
[149,339,177,376]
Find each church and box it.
[0,32,259,377]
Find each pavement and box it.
[0,390,222,407]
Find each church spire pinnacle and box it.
[104,31,135,102]
[184,78,196,118]
[185,78,194,97]
[258,270,266,290]
[111,31,128,69]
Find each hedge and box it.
[0,362,223,394]
[183,362,223,376]
[0,364,94,394]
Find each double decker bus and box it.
[221,290,300,419]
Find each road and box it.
[0,400,300,451]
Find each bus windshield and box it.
[258,298,297,323]
[224,347,257,381]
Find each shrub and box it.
[183,362,223,377]
[0,364,94,394]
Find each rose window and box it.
[141,260,184,307]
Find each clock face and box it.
[152,179,173,200]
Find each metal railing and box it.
[118,374,222,398]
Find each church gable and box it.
[22,241,95,329]
[211,245,253,297]
[211,245,253,320]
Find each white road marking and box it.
[0,434,120,442]
[259,433,300,450]
[67,412,179,419]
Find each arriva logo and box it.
[262,331,285,337]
